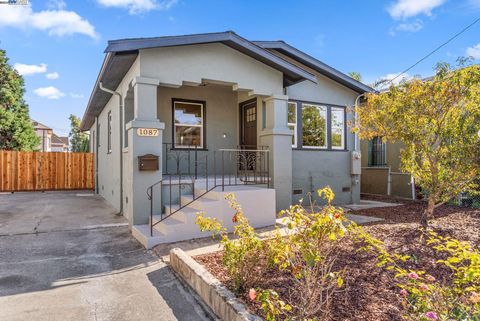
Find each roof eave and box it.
[254,41,374,94]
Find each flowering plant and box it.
[354,227,480,320]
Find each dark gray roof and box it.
[253,41,373,94]
[80,31,317,130]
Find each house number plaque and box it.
[137,128,159,137]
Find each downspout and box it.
[95,116,99,193]
[98,82,124,216]
[353,93,366,152]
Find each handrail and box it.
[147,146,271,236]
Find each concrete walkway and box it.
[0,191,214,321]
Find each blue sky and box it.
[0,0,479,136]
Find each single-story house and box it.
[360,138,415,199]
[80,31,372,248]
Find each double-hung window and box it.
[301,103,327,148]
[288,102,297,147]
[173,100,205,148]
[331,107,345,149]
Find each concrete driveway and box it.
[0,191,214,321]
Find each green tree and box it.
[356,63,480,226]
[302,105,327,147]
[0,49,39,150]
[69,114,89,152]
[348,71,362,82]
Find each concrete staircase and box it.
[132,185,276,249]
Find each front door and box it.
[240,100,257,148]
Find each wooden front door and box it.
[240,100,257,148]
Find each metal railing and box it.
[147,145,270,236]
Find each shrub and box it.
[354,227,480,320]
[196,187,347,321]
[196,193,264,292]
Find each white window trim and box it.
[288,102,297,148]
[174,101,204,149]
[301,103,327,149]
[331,107,345,150]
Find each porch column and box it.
[260,94,293,211]
[125,76,164,226]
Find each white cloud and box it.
[46,72,60,80]
[34,86,65,99]
[396,19,423,32]
[97,0,178,14]
[371,72,413,90]
[47,0,67,10]
[70,93,84,98]
[466,43,480,60]
[13,63,47,76]
[0,4,98,39]
[388,0,447,19]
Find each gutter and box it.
[98,82,124,216]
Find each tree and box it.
[356,63,480,227]
[348,71,362,82]
[0,49,39,150]
[69,114,89,152]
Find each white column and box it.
[125,77,164,226]
[259,94,293,211]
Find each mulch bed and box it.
[193,201,480,321]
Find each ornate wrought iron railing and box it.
[147,145,270,236]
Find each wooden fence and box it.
[0,151,94,192]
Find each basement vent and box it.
[342,187,351,192]
[293,189,303,195]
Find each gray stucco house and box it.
[80,31,372,248]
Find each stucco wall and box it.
[157,84,242,174]
[89,57,140,215]
[140,43,284,96]
[95,96,121,212]
[268,50,360,204]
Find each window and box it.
[368,136,386,166]
[288,102,297,147]
[107,111,112,153]
[302,104,327,148]
[173,100,205,148]
[331,107,345,149]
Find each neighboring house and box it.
[360,136,415,200]
[80,31,372,248]
[32,119,52,152]
[51,134,69,152]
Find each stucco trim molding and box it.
[259,128,293,137]
[126,119,165,130]
[132,76,161,87]
[263,94,289,102]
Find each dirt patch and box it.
[194,204,480,321]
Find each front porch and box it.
[123,80,293,247]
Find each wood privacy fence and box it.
[0,151,94,192]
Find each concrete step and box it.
[131,224,166,249]
[179,195,219,211]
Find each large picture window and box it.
[302,104,327,148]
[288,102,297,147]
[331,107,345,149]
[173,100,205,148]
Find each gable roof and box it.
[80,31,317,130]
[253,40,373,94]
[31,119,51,130]
[52,134,69,146]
